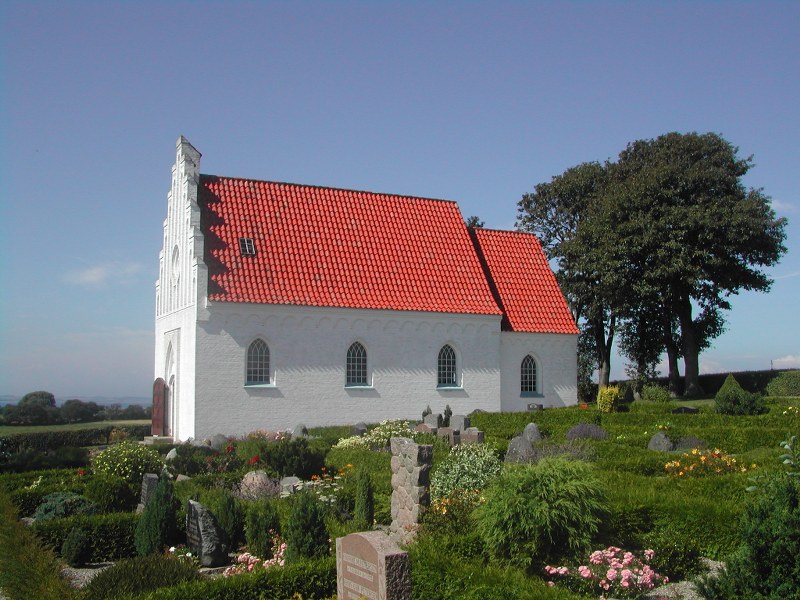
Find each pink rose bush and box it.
[222,532,287,577]
[544,546,667,598]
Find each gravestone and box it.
[239,470,280,501]
[136,473,160,513]
[450,414,470,433]
[209,433,229,451]
[352,422,368,437]
[522,422,542,444]
[437,427,460,446]
[672,406,700,414]
[505,436,536,464]
[280,475,301,496]
[336,531,411,600]
[292,423,309,438]
[165,448,178,462]
[648,431,675,452]
[460,428,485,444]
[414,422,436,435]
[422,413,440,428]
[186,500,229,567]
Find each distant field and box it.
[0,420,150,436]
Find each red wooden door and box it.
[152,378,165,436]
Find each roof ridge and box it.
[199,173,459,205]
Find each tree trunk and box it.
[677,296,703,398]
[661,319,682,396]
[594,313,616,389]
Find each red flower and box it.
[248,455,260,465]
[580,403,589,409]
[77,469,87,476]
[225,443,235,454]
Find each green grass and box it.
[0,419,149,436]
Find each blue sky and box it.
[1,1,798,400]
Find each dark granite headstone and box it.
[186,500,229,567]
[336,531,411,600]
[436,427,460,446]
[136,473,160,513]
[648,431,675,452]
[505,436,536,463]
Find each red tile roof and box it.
[198,175,503,316]
[470,228,579,334]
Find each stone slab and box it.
[336,531,410,600]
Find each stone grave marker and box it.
[505,435,536,464]
[522,422,542,444]
[352,422,368,437]
[648,431,675,452]
[450,414,470,433]
[460,427,484,444]
[136,473,160,513]
[336,531,410,600]
[186,500,229,567]
[389,437,432,545]
[422,413,440,428]
[436,427,460,446]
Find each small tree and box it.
[352,471,374,531]
[245,499,281,559]
[284,492,329,563]
[134,478,179,556]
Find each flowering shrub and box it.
[294,464,353,505]
[545,547,668,598]
[92,441,163,484]
[664,447,754,477]
[641,384,671,403]
[333,420,418,450]
[597,386,623,413]
[430,443,501,503]
[167,544,199,568]
[783,406,800,417]
[222,532,287,576]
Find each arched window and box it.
[246,339,270,385]
[438,344,458,387]
[346,342,368,386]
[521,354,538,394]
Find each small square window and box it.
[239,238,256,256]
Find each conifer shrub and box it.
[714,374,766,416]
[473,458,606,570]
[352,470,375,530]
[79,554,201,600]
[596,386,623,413]
[134,477,179,556]
[641,384,671,403]
[92,440,163,484]
[245,498,281,559]
[202,488,245,549]
[61,526,92,567]
[84,473,138,512]
[33,492,99,522]
[284,491,330,564]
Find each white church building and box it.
[153,137,578,442]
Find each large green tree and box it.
[517,162,621,387]
[608,132,786,396]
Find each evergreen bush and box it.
[84,473,138,512]
[696,475,800,599]
[202,488,245,549]
[33,491,99,522]
[134,477,179,556]
[61,526,92,567]
[79,554,201,600]
[766,370,800,397]
[352,470,375,530]
[714,374,766,416]
[92,440,163,484]
[641,384,671,403]
[284,491,330,564]
[31,511,139,562]
[245,498,281,559]
[473,458,606,570]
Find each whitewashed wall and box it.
[499,331,578,412]
[192,303,503,439]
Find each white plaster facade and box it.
[155,137,577,441]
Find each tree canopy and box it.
[518,132,787,396]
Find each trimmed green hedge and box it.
[32,511,140,561]
[1,425,151,453]
[127,556,336,600]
